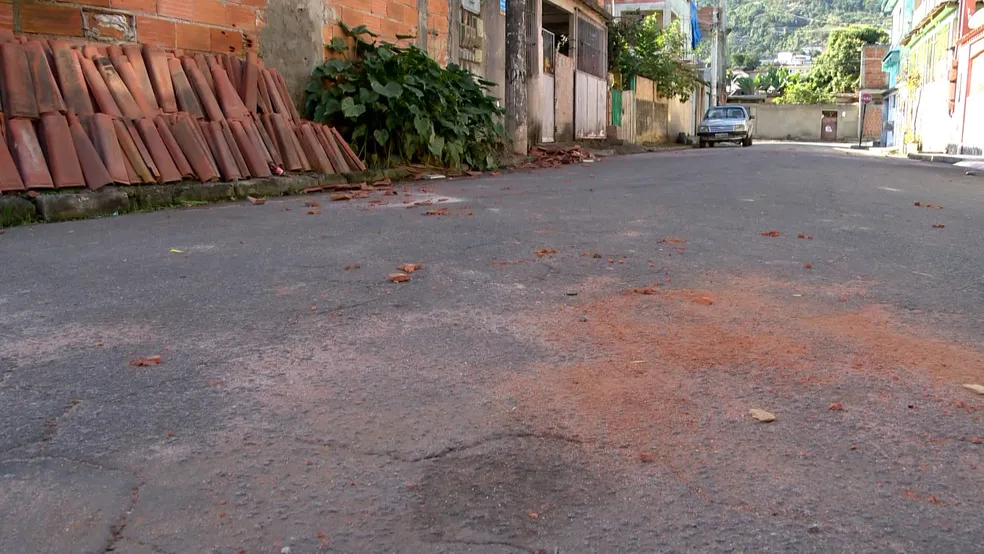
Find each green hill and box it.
[717,0,888,61]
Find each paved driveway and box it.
[2,144,983,553]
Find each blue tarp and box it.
[691,2,702,50]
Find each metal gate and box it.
[618,89,636,144]
[541,29,556,143]
[575,14,607,138]
[821,111,838,141]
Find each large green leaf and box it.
[414,115,431,138]
[322,59,352,76]
[341,97,366,118]
[358,87,379,104]
[370,80,403,98]
[377,46,395,61]
[428,135,444,157]
[320,96,341,117]
[328,37,346,53]
[374,128,390,146]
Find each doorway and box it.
[541,29,556,143]
[821,110,838,141]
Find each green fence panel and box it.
[611,88,622,127]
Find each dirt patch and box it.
[411,435,608,549]
[506,273,984,456]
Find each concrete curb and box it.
[907,153,972,165]
[1,168,412,227]
[0,196,37,226]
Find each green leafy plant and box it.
[305,24,504,170]
[735,76,758,95]
[773,73,834,104]
[809,25,888,94]
[608,14,705,101]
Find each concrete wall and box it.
[555,53,575,142]
[634,76,669,143]
[745,104,861,141]
[667,95,693,140]
[261,0,325,108]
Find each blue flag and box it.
[690,2,702,50]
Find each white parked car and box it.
[697,106,754,148]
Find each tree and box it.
[810,25,888,93]
[754,66,792,94]
[735,76,758,95]
[774,73,834,104]
[608,15,704,100]
[732,52,760,71]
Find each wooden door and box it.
[821,111,838,141]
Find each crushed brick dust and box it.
[506,275,984,454]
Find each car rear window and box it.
[706,107,745,119]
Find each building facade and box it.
[610,0,705,138]
[1,0,610,146]
[952,0,984,154]
[898,0,959,152]
[881,0,913,146]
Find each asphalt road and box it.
[2,144,983,554]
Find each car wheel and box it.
[698,140,706,148]
[707,141,715,148]
[742,136,753,147]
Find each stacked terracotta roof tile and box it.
[0,31,365,193]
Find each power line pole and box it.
[505,0,528,155]
[711,0,718,106]
[721,0,728,103]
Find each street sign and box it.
[860,92,873,104]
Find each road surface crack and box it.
[103,484,142,553]
[39,398,82,455]
[429,539,540,553]
[294,431,588,463]
[409,431,588,462]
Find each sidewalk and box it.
[907,151,984,171]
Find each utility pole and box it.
[711,0,718,106]
[721,0,728,103]
[505,0,528,155]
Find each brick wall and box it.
[324,0,448,63]
[3,0,261,54]
[861,44,888,89]
[862,104,883,139]
[4,0,449,94]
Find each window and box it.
[576,15,607,78]
[705,107,747,119]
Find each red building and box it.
[953,0,984,154]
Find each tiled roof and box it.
[0,31,364,193]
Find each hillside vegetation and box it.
[716,0,888,61]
